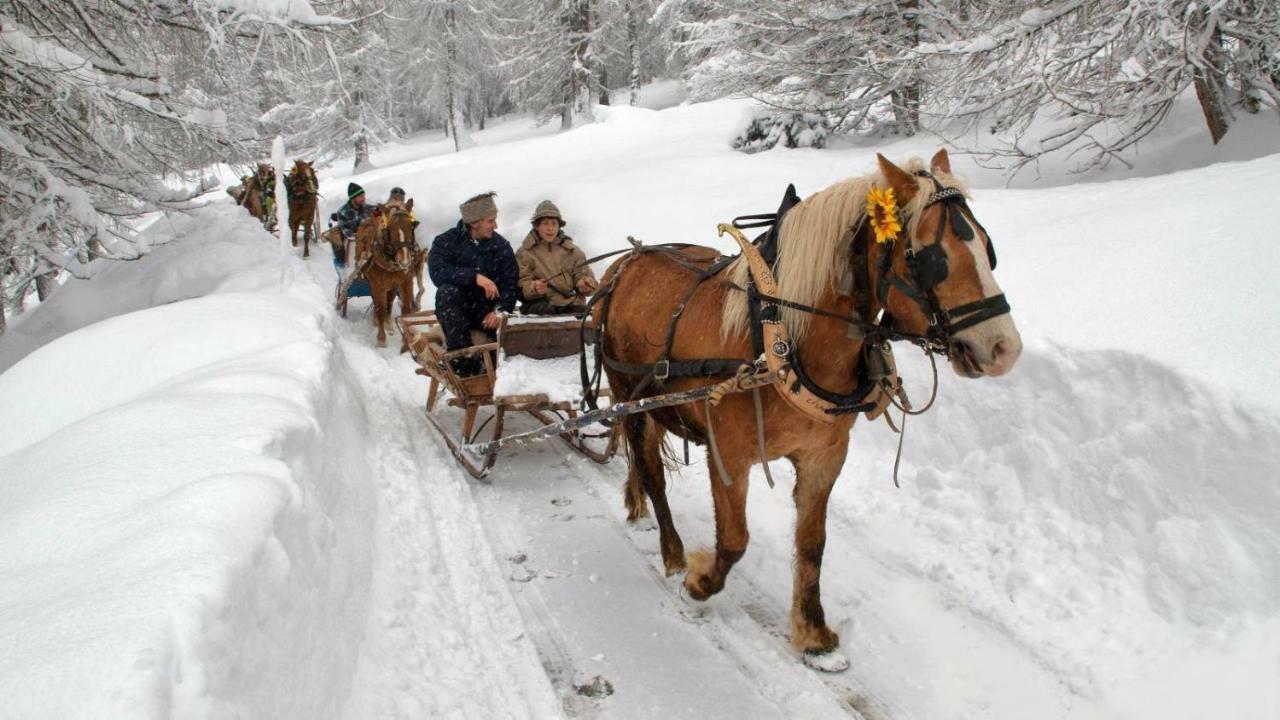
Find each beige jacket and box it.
[516,231,597,308]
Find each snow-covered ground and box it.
[1,91,1277,719]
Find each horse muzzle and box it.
[946,331,1022,378]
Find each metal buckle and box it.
[654,360,670,381]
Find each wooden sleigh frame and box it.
[334,237,370,318]
[396,310,620,479]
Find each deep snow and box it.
[1,90,1277,719]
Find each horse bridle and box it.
[872,171,1011,349]
[374,210,417,271]
[288,167,318,197]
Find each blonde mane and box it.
[721,158,969,342]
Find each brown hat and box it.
[530,199,565,227]
[460,191,498,224]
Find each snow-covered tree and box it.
[674,0,955,136]
[253,0,399,172]
[588,0,666,106]
[497,0,599,129]
[922,0,1280,175]
[0,1,343,327]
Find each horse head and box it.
[871,150,1021,378]
[379,199,417,270]
[289,159,318,195]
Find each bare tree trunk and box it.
[35,270,56,302]
[445,3,469,152]
[0,285,6,337]
[627,0,642,106]
[560,100,573,130]
[1192,10,1231,144]
[86,232,104,263]
[12,281,28,316]
[352,65,371,171]
[892,0,921,136]
[600,64,611,106]
[565,0,592,124]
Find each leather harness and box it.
[580,173,1012,427]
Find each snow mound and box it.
[839,342,1280,703]
[0,210,375,717]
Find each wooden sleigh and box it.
[396,310,620,479]
[333,235,371,318]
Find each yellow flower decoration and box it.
[866,187,901,244]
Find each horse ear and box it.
[405,198,414,211]
[930,148,952,176]
[876,153,918,203]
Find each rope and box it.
[704,399,733,487]
[752,386,775,488]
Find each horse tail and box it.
[621,414,653,522]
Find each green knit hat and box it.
[347,182,365,201]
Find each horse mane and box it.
[721,157,969,342]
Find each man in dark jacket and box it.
[329,182,373,265]
[428,191,518,376]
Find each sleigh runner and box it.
[396,309,620,479]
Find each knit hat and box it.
[460,191,498,224]
[347,182,365,201]
[530,199,566,227]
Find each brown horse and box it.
[383,195,428,309]
[354,200,418,347]
[233,164,276,231]
[594,150,1022,669]
[286,160,320,257]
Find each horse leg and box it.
[786,441,848,660]
[686,427,752,601]
[373,285,390,347]
[302,217,311,258]
[623,413,685,575]
[290,217,298,247]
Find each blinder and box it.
[907,241,949,291]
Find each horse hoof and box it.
[802,648,850,673]
[628,516,658,533]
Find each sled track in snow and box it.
[462,424,902,720]
[577,462,898,720]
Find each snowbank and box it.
[838,344,1280,707]
[0,207,375,716]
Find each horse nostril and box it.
[992,339,1007,359]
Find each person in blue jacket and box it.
[428,191,518,376]
[330,182,373,266]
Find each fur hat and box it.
[347,182,365,201]
[530,199,566,227]
[460,191,498,224]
